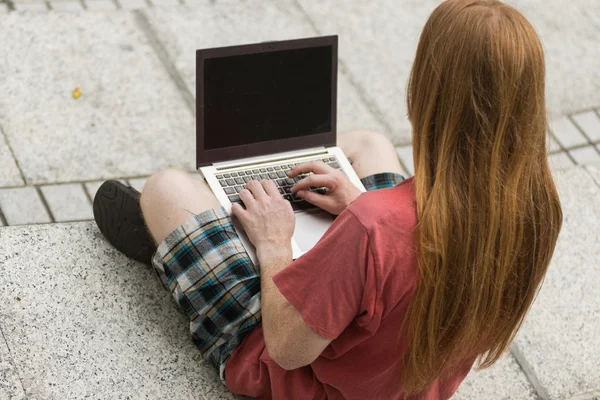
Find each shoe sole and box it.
[93,181,156,264]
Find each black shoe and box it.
[93,180,156,264]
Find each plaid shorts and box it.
[151,172,404,382]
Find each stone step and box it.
[0,166,598,399]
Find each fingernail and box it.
[296,190,304,198]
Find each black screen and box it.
[203,46,333,150]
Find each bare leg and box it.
[140,169,220,244]
[337,130,405,179]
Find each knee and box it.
[141,168,190,208]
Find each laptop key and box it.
[243,176,251,183]
[292,201,314,211]
[251,175,260,180]
[329,157,336,162]
[267,167,274,172]
[216,174,224,179]
[245,171,253,176]
[285,178,295,186]
[276,179,286,186]
[260,173,269,179]
[235,177,244,184]
[274,166,281,170]
[259,168,267,172]
[228,194,241,203]
[219,180,227,187]
[224,187,235,195]
[283,186,292,194]
[230,172,238,177]
[328,162,341,169]
[276,171,286,178]
[223,173,231,178]
[252,169,260,174]
[226,179,235,186]
[283,194,293,202]
[235,186,243,193]
[278,188,285,195]
[268,172,278,179]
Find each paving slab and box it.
[551,116,590,149]
[50,1,84,11]
[143,2,385,136]
[84,0,118,10]
[0,222,237,400]
[572,111,600,142]
[0,12,195,185]
[0,187,51,225]
[0,133,24,187]
[299,0,600,145]
[0,333,26,400]
[12,2,49,11]
[453,352,536,400]
[549,152,576,170]
[513,166,600,399]
[118,0,148,9]
[569,146,600,165]
[40,183,94,221]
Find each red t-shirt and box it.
[225,178,473,399]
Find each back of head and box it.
[403,0,562,394]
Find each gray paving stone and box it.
[149,0,180,6]
[0,222,236,400]
[144,2,384,137]
[84,0,117,10]
[0,335,26,400]
[50,1,84,11]
[569,389,600,400]
[550,116,589,148]
[548,152,575,171]
[568,146,600,166]
[40,183,94,222]
[299,0,600,144]
[453,352,536,400]
[13,2,48,11]
[0,187,51,225]
[0,3,9,13]
[0,12,194,185]
[548,134,562,153]
[127,177,148,192]
[395,145,413,176]
[514,166,600,400]
[572,111,600,142]
[117,0,148,9]
[0,133,25,187]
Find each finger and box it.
[291,174,334,193]
[231,202,248,220]
[246,179,268,200]
[261,179,280,197]
[238,189,256,208]
[288,161,334,178]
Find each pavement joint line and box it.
[34,185,56,223]
[133,9,196,117]
[291,0,396,141]
[113,0,120,9]
[82,182,95,207]
[582,166,600,191]
[0,205,8,226]
[5,0,14,11]
[509,342,550,400]
[0,122,27,186]
[79,0,87,10]
[0,324,27,397]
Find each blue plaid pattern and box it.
[151,172,405,382]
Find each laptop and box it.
[196,35,366,264]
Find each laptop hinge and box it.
[212,147,328,170]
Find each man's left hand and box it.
[231,180,295,262]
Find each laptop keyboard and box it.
[216,156,341,211]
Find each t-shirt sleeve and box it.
[272,210,370,340]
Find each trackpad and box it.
[293,211,334,253]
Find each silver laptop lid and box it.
[196,36,338,168]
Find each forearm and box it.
[258,246,296,363]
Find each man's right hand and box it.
[288,161,362,215]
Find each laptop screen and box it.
[203,45,333,151]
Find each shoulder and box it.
[347,177,418,232]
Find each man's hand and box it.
[231,180,295,262]
[289,161,362,215]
